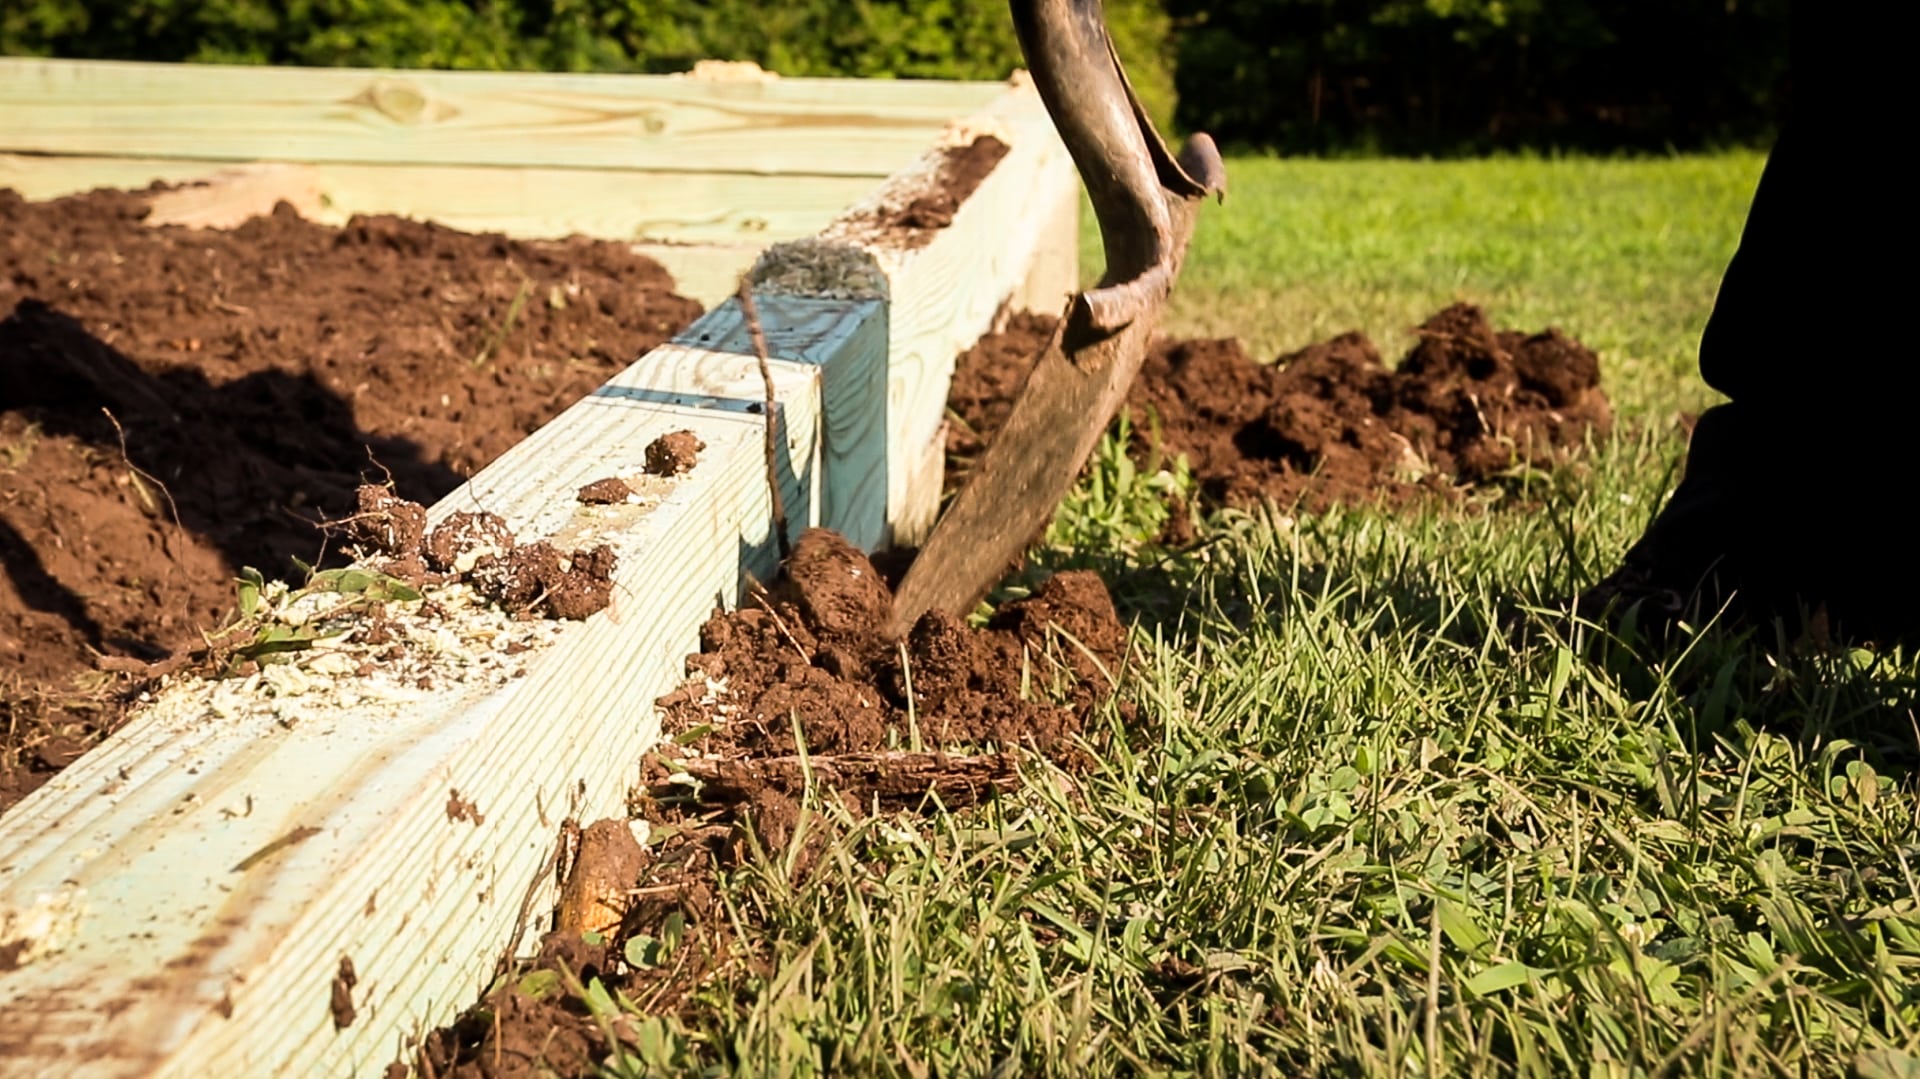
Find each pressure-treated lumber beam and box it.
[0,154,875,247]
[0,58,1003,178]
[821,78,1082,544]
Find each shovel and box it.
[886,0,1225,637]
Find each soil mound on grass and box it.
[0,188,703,810]
[951,303,1611,511]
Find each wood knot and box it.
[347,80,441,125]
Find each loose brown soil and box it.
[841,136,1011,246]
[1,188,702,810]
[950,303,1611,511]
[415,527,1127,1077]
[665,527,1124,768]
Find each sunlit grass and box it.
[589,153,1920,1078]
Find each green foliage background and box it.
[0,1,1177,129]
[3,0,1787,153]
[1167,0,1790,153]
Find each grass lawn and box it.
[1150,153,1763,418]
[604,153,1920,1077]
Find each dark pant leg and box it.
[1614,1,1916,639]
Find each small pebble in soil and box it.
[644,430,705,476]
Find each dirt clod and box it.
[544,545,617,621]
[643,430,704,476]
[340,485,427,558]
[331,956,358,1030]
[951,303,1611,511]
[424,511,516,575]
[575,477,636,505]
[465,539,616,620]
[774,528,893,653]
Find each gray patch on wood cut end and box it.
[749,238,888,301]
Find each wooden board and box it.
[634,243,766,311]
[0,58,1004,178]
[0,154,872,246]
[820,78,1082,544]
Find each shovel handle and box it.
[1010,0,1224,334]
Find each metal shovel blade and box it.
[885,0,1224,638]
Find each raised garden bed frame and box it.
[0,56,1078,1077]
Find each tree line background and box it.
[2,0,1790,154]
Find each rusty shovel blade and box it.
[885,0,1224,638]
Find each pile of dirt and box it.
[656,528,1125,820]
[1,188,703,810]
[950,303,1611,511]
[415,527,1127,1077]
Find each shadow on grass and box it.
[1014,495,1919,776]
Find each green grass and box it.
[589,155,1919,1077]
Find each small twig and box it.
[736,277,792,561]
[101,408,192,587]
[749,589,810,665]
[470,277,533,368]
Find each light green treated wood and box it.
[634,242,765,310]
[676,288,891,549]
[0,154,873,245]
[0,57,1005,178]
[820,78,1081,544]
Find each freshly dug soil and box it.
[951,303,1612,511]
[416,527,1127,1077]
[0,188,703,810]
[662,527,1124,774]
